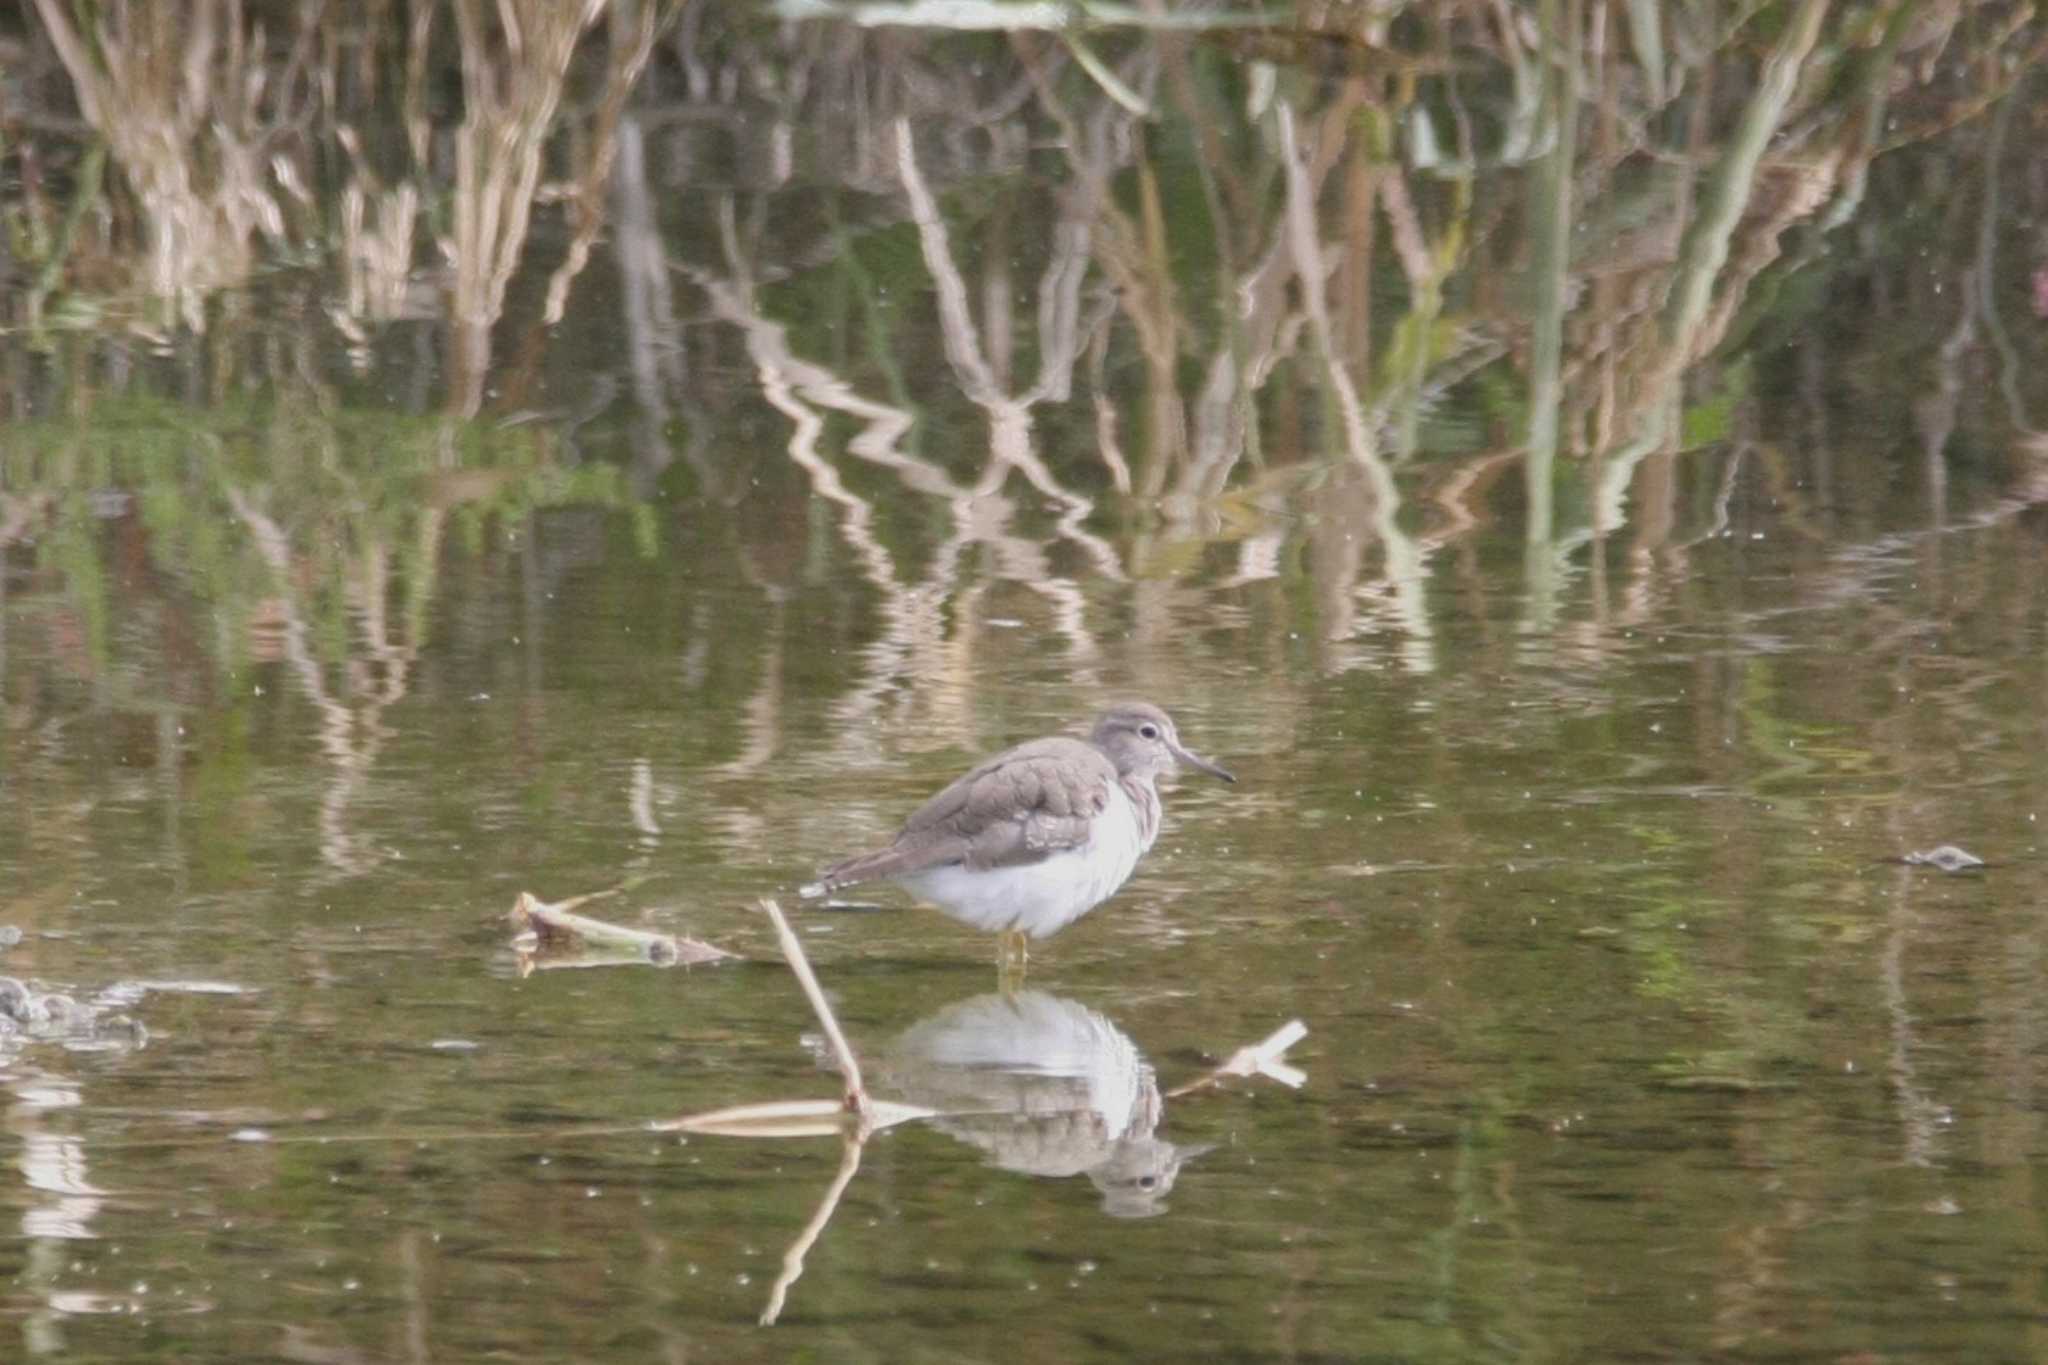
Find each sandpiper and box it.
[801,702,1234,964]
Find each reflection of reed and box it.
[10,1077,107,1353]
[649,5,1970,705]
[611,115,709,499]
[675,106,1194,774]
[1276,100,1435,673]
[1531,0,1852,639]
[226,487,425,878]
[1030,41,1497,673]
[14,1,2047,689]
[444,0,605,416]
[540,2,663,326]
[32,0,298,329]
[1880,849,1945,1171]
[335,150,423,334]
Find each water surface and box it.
[5,3,2048,1360]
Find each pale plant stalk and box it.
[444,0,604,414]
[758,899,868,1115]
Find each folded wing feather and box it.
[816,738,1115,890]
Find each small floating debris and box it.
[1899,845,1987,873]
[1166,1018,1310,1098]
[0,975,151,1053]
[796,898,888,914]
[1649,1068,1794,1093]
[508,890,738,973]
[91,980,252,1011]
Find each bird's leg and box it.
[995,929,1029,989]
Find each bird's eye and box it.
[1138,1174,1158,1188]
[1138,723,1161,740]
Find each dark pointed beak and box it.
[1170,740,1235,783]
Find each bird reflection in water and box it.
[702,904,1307,1325]
[880,990,1209,1218]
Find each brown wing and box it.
[812,737,1114,891]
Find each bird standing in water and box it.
[802,702,1234,970]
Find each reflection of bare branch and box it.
[1969,84,2035,438]
[681,216,959,755]
[628,758,660,843]
[611,115,680,399]
[895,117,1123,662]
[1179,207,1304,503]
[1525,0,1579,561]
[1278,101,1435,672]
[758,1130,862,1327]
[12,1072,108,1348]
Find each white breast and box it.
[902,781,1153,939]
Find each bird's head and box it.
[1091,702,1234,785]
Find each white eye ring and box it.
[1138,723,1161,740]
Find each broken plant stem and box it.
[757,898,869,1119]
[509,890,736,967]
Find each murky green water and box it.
[7,3,2048,1361]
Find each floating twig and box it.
[1897,845,1987,873]
[508,891,738,970]
[1166,1019,1309,1098]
